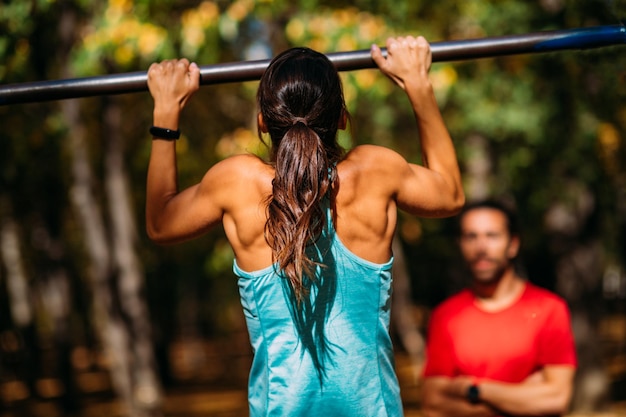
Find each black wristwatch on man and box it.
[467,383,481,404]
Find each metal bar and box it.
[1,24,624,105]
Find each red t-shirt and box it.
[423,282,577,382]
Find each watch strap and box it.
[150,126,180,140]
[467,384,480,404]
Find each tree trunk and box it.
[544,192,611,412]
[56,6,162,415]
[0,201,39,401]
[0,204,33,329]
[103,97,163,414]
[32,219,80,413]
[556,240,611,412]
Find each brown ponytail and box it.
[258,48,346,302]
[257,47,348,382]
[266,120,336,302]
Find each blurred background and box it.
[0,0,625,416]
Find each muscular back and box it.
[146,39,465,270]
[218,144,406,272]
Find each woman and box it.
[146,36,464,416]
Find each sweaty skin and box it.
[145,37,465,416]
[145,37,464,274]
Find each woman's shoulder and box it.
[336,145,409,203]
[208,153,270,176]
[216,152,267,167]
[342,144,406,168]
[345,144,401,157]
[201,153,272,192]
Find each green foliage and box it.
[1,0,625,367]
[0,1,49,80]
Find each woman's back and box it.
[235,195,401,416]
[220,144,405,273]
[145,35,464,417]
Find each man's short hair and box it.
[457,199,520,237]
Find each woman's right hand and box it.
[370,36,432,91]
[147,59,200,113]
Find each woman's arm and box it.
[371,36,464,218]
[145,59,225,244]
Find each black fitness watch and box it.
[467,384,481,404]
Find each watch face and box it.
[467,384,480,404]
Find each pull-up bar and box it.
[1,24,624,105]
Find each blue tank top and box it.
[233,208,403,417]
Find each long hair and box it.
[258,48,348,382]
[258,47,347,303]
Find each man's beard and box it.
[468,256,508,285]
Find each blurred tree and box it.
[398,0,626,410]
[0,0,625,415]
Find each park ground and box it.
[2,350,625,417]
